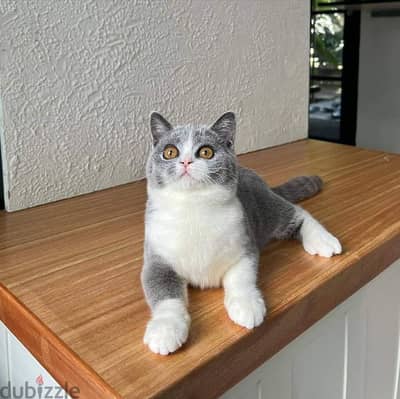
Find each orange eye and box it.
[163,145,179,160]
[198,146,214,159]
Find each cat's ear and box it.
[150,112,172,145]
[210,112,236,146]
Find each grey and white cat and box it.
[141,112,341,355]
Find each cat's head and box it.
[146,112,238,191]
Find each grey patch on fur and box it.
[142,112,322,309]
[272,176,323,203]
[150,112,172,145]
[237,167,304,250]
[141,251,186,309]
[210,111,236,148]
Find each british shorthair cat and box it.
[141,112,341,355]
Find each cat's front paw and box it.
[302,227,342,258]
[301,217,342,258]
[143,299,190,355]
[144,314,190,355]
[225,289,267,329]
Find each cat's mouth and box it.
[177,170,202,186]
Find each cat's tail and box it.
[272,175,323,203]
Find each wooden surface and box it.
[0,140,400,399]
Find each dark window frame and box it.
[340,9,361,145]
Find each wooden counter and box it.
[1,140,400,399]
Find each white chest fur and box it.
[145,185,245,288]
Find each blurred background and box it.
[309,0,400,152]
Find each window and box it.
[309,0,360,145]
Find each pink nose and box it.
[180,159,193,167]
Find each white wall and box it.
[357,10,400,154]
[0,1,310,211]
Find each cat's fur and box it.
[141,112,342,355]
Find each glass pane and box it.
[309,79,341,141]
[310,13,344,79]
[309,10,344,142]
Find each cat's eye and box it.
[163,145,179,160]
[198,146,214,159]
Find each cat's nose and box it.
[180,159,193,167]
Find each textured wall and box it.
[0,1,309,211]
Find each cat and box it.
[141,112,342,355]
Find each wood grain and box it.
[0,140,399,399]
[0,284,121,399]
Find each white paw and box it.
[225,289,267,329]
[144,315,189,355]
[302,223,342,258]
[143,299,190,355]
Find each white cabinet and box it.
[292,310,346,399]
[0,323,9,390]
[221,258,400,399]
[0,322,70,399]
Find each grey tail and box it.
[272,175,323,203]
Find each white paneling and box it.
[395,325,400,399]
[292,311,346,399]
[7,331,70,399]
[344,293,367,399]
[221,348,292,399]
[259,350,292,399]
[0,321,9,389]
[363,263,400,399]
[219,368,260,399]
